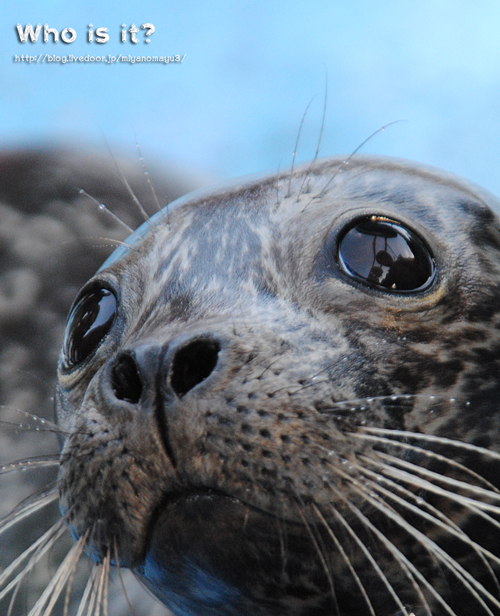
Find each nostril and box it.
[111,353,143,404]
[170,338,220,397]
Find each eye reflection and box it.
[337,216,435,292]
[62,287,117,368]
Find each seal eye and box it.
[62,288,117,368]
[337,216,435,292]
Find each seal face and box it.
[55,156,500,616]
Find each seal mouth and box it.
[142,487,257,558]
[142,485,304,562]
[134,487,332,614]
[136,488,247,563]
[135,488,262,595]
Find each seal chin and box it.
[135,490,263,615]
[134,490,333,616]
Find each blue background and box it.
[2,1,500,195]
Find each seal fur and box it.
[55,155,500,616]
[4,153,500,615]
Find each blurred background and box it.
[2,0,500,194]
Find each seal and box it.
[5,153,500,616]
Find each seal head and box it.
[56,156,500,616]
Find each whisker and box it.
[352,432,500,493]
[311,503,376,616]
[256,357,287,380]
[94,559,105,616]
[344,472,500,615]
[94,549,110,616]
[318,120,403,198]
[312,73,328,166]
[63,530,89,616]
[268,366,331,397]
[110,164,150,223]
[371,451,500,510]
[325,491,416,616]
[297,75,328,198]
[300,166,377,213]
[0,519,66,601]
[76,237,140,255]
[101,136,150,222]
[311,462,418,613]
[6,575,22,616]
[75,566,99,616]
[43,531,88,616]
[135,137,163,214]
[318,393,453,413]
[361,454,500,553]
[274,161,282,206]
[356,463,500,595]
[85,563,100,616]
[295,503,338,615]
[0,486,59,537]
[360,427,500,462]
[334,473,456,616]
[53,388,102,433]
[343,494,452,615]
[287,96,317,198]
[273,515,287,577]
[0,406,66,435]
[0,420,65,436]
[102,550,110,616]
[78,190,142,239]
[0,456,60,477]
[114,538,138,616]
[26,531,87,616]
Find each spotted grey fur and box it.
[4,153,500,616]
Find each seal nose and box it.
[110,338,221,404]
[111,345,158,405]
[170,338,220,398]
